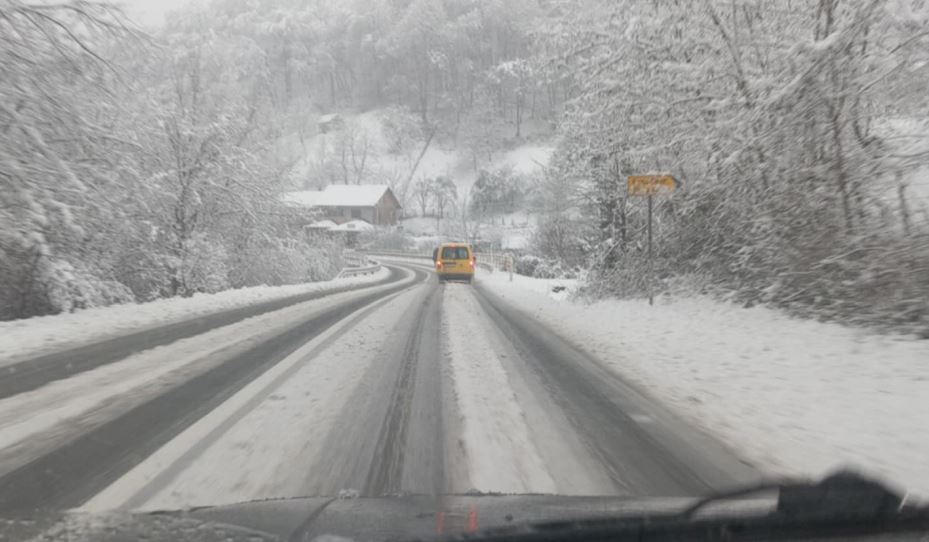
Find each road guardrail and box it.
[337,252,383,278]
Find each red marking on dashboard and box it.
[467,507,478,532]
[436,511,446,534]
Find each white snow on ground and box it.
[481,212,536,251]
[0,269,419,477]
[402,209,535,250]
[291,109,556,205]
[478,270,929,497]
[400,216,454,237]
[441,285,557,494]
[482,272,577,301]
[0,267,390,365]
[292,110,464,189]
[500,231,530,250]
[85,286,421,511]
[498,144,554,176]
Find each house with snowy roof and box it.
[283,184,402,226]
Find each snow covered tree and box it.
[459,90,506,171]
[470,167,526,219]
[0,1,138,318]
[1,0,355,319]
[432,176,458,219]
[541,0,929,330]
[491,58,536,138]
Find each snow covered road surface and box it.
[0,267,392,365]
[1,260,762,513]
[0,268,396,401]
[0,268,413,476]
[479,271,929,497]
[86,288,425,510]
[79,270,755,511]
[0,265,424,511]
[443,285,558,494]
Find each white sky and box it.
[118,0,193,26]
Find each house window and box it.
[351,208,362,219]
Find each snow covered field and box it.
[0,267,390,364]
[478,270,929,497]
[498,145,554,176]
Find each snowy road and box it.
[0,269,394,400]
[0,261,758,513]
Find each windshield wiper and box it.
[439,471,928,542]
[682,469,908,520]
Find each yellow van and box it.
[433,243,475,283]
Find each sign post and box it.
[626,174,678,306]
[647,193,653,304]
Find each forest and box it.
[2,0,928,332]
[0,0,556,318]
[542,0,929,332]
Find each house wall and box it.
[321,206,377,224]
[373,197,400,225]
[310,195,401,226]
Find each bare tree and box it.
[413,176,433,217]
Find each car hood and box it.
[0,495,726,542]
[189,494,703,540]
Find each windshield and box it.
[442,247,470,260]
[1,0,928,540]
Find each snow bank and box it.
[478,270,929,496]
[0,267,391,364]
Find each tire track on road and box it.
[472,281,759,496]
[114,292,405,510]
[302,277,446,498]
[0,269,397,401]
[0,266,425,513]
[364,284,444,496]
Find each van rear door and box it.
[440,246,470,271]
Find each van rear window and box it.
[441,247,470,260]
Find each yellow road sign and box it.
[627,174,678,196]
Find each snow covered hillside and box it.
[287,110,553,223]
[287,110,460,191]
[478,270,929,497]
